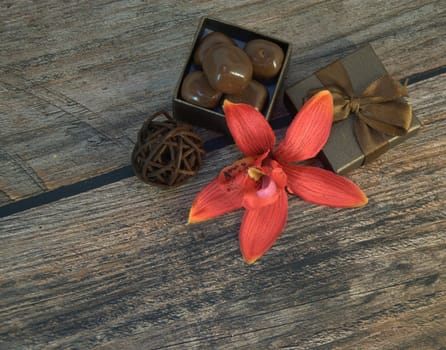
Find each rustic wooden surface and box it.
[1,0,445,349]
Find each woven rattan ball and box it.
[131,111,205,188]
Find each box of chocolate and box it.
[285,44,421,174]
[173,17,291,134]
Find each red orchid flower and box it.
[188,90,368,264]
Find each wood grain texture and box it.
[0,73,444,349]
[1,0,445,205]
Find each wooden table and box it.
[1,1,445,349]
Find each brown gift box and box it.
[285,44,421,174]
[173,17,291,134]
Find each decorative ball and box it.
[131,111,205,188]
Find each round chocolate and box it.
[180,71,222,108]
[224,80,268,111]
[203,45,253,94]
[244,39,284,79]
[193,32,235,66]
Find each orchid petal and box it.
[218,155,264,184]
[239,190,288,264]
[189,157,259,223]
[269,160,288,188]
[223,100,276,156]
[188,177,243,224]
[283,165,368,208]
[275,90,333,163]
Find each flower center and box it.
[247,167,264,181]
[247,167,277,199]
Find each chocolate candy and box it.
[203,45,253,94]
[193,32,235,66]
[180,71,222,108]
[224,80,268,111]
[244,39,284,79]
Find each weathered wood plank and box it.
[1,0,445,205]
[0,74,444,349]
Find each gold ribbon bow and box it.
[308,60,413,163]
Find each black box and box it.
[285,44,421,174]
[173,17,292,134]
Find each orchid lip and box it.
[257,176,277,199]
